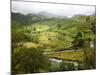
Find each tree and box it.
[57,24,61,29]
[11,31,32,52]
[86,16,96,34]
[59,61,75,71]
[91,20,96,34]
[12,47,51,74]
[72,32,85,49]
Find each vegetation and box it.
[12,47,51,74]
[47,49,85,62]
[12,12,96,74]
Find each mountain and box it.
[38,11,58,18]
[11,12,55,26]
[12,12,33,26]
[12,11,70,27]
[38,11,67,18]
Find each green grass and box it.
[47,48,95,63]
[47,49,86,62]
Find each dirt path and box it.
[44,49,79,54]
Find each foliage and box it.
[12,12,96,73]
[12,47,51,74]
[59,61,75,71]
[12,31,31,51]
[72,32,85,49]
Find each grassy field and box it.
[47,49,94,62]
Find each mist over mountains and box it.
[12,10,95,20]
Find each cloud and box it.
[12,0,95,17]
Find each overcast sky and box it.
[12,0,95,17]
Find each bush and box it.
[59,61,75,71]
[12,47,51,74]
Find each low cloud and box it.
[12,0,95,17]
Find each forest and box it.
[11,12,96,74]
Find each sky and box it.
[12,0,95,17]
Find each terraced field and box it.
[47,50,85,62]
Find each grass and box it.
[47,49,86,62]
[23,42,39,48]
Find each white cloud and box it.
[12,0,95,17]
